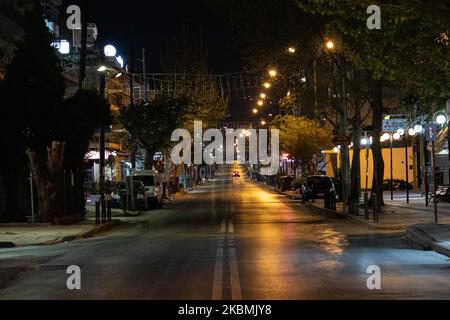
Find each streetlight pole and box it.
[390,133,394,201]
[431,139,438,224]
[78,0,88,92]
[99,55,107,224]
[330,52,350,212]
[363,132,371,220]
[326,38,350,212]
[405,134,410,204]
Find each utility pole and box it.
[431,140,438,224]
[78,0,88,91]
[405,136,410,204]
[142,48,146,101]
[129,46,136,169]
[99,53,107,223]
[390,133,394,201]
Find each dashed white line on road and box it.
[212,246,224,300]
[212,219,241,300]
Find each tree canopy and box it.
[272,115,332,173]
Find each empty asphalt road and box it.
[1,165,450,300]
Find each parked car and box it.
[307,176,336,200]
[383,179,413,191]
[110,181,146,209]
[130,170,163,209]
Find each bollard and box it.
[101,199,107,224]
[354,199,359,216]
[364,192,369,220]
[373,193,379,223]
[107,201,112,222]
[95,201,100,225]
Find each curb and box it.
[0,242,16,249]
[13,220,122,248]
[434,242,450,258]
[304,201,407,231]
[253,180,408,230]
[405,225,435,250]
[405,224,450,258]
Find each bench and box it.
[429,185,450,203]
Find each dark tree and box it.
[0,8,65,222]
[0,9,111,223]
[120,96,190,170]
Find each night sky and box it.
[62,0,242,74]
[62,0,251,121]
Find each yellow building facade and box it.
[324,147,415,189]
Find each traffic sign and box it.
[382,119,407,132]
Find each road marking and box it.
[220,220,226,233]
[212,247,224,300]
[229,247,242,300]
[229,219,234,234]
[212,218,242,300]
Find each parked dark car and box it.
[307,176,336,200]
[383,180,413,191]
[110,181,146,209]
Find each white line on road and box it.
[229,247,242,300]
[213,219,242,300]
[212,247,224,300]
[220,220,226,233]
[229,219,234,234]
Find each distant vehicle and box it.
[130,170,163,209]
[307,176,336,200]
[383,179,413,191]
[233,171,241,178]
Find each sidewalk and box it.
[281,188,450,230]
[0,219,121,248]
[0,189,194,249]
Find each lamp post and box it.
[96,47,124,222]
[447,100,450,164]
[390,132,394,201]
[99,66,107,224]
[325,38,350,212]
[361,133,372,220]
[405,130,410,204]
[410,113,448,224]
[431,111,450,224]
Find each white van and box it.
[130,170,163,209]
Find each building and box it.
[1,0,133,188]
[0,0,61,78]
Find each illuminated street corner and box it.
[0,0,449,307]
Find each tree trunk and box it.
[370,83,385,209]
[351,104,362,205]
[27,142,65,224]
